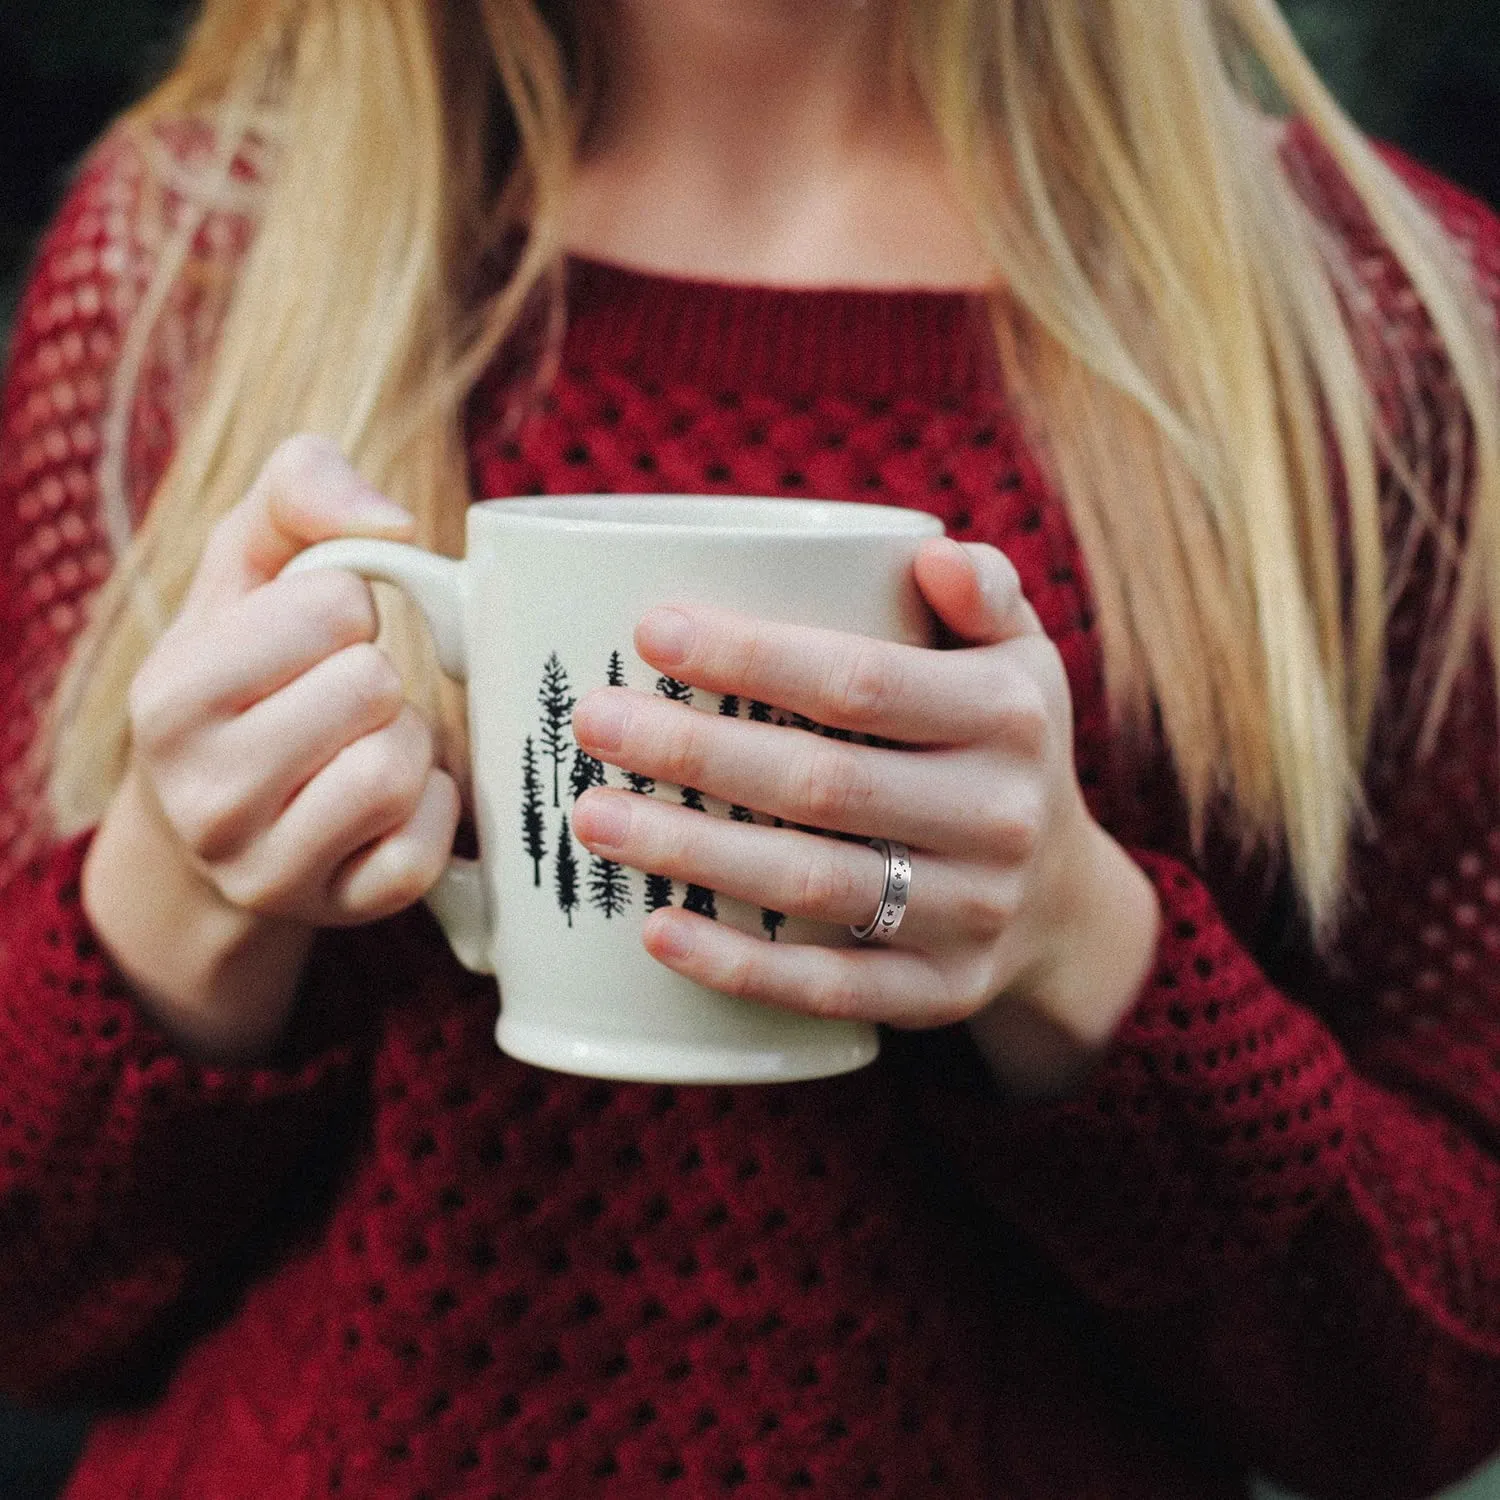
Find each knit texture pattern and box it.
[0,122,1498,1499]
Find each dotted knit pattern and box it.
[0,123,1498,1499]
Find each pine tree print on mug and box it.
[604,653,664,884]
[569,743,607,800]
[588,852,631,918]
[658,673,719,918]
[720,695,756,826]
[644,871,675,911]
[604,651,654,793]
[538,652,575,808]
[523,653,863,936]
[520,735,547,885]
[555,813,580,927]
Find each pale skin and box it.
[80,0,1160,1088]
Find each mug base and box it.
[494,1015,879,1085]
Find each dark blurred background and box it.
[0,1,1498,1496]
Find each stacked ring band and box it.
[850,839,912,943]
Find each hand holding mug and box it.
[82,437,460,1057]
[571,539,1161,1095]
[126,436,461,927]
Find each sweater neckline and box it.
[560,251,1003,400]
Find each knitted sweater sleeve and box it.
[0,131,370,1404]
[920,159,1500,1500]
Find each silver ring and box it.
[850,839,911,943]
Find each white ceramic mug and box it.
[285,495,943,1084]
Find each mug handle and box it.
[280,539,495,975]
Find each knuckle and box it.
[796,740,871,827]
[975,793,1043,864]
[162,776,241,858]
[666,709,715,789]
[393,709,439,783]
[215,857,287,914]
[920,974,984,1030]
[823,639,899,727]
[369,849,442,915]
[339,641,403,715]
[980,666,1050,756]
[960,877,1021,939]
[409,809,460,889]
[725,619,774,688]
[298,567,378,645]
[718,949,763,1002]
[792,846,860,918]
[342,725,430,824]
[805,968,862,1021]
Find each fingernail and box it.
[573,693,628,752]
[576,795,630,849]
[637,607,693,665]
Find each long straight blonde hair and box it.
[46,0,1500,948]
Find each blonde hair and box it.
[46,0,1500,948]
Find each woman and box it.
[2,0,1498,1495]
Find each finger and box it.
[328,769,462,923]
[642,910,972,1029]
[199,642,407,853]
[631,601,1042,746]
[186,434,414,611]
[133,569,382,743]
[573,788,1005,944]
[215,705,435,914]
[572,690,1043,855]
[912,537,1043,646]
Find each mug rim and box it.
[469,493,945,538]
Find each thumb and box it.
[185,435,415,612]
[914,537,1041,645]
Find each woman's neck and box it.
[563,0,994,290]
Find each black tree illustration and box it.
[720,695,755,823]
[520,735,547,886]
[761,816,787,940]
[644,872,675,911]
[683,882,718,920]
[555,814,580,927]
[748,700,774,723]
[538,652,575,807]
[607,650,627,688]
[658,674,715,915]
[679,779,716,915]
[588,853,632,919]
[569,743,607,801]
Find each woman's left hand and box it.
[571,536,1160,1095]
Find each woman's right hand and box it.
[81,436,462,1059]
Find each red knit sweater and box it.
[2,124,1500,1500]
